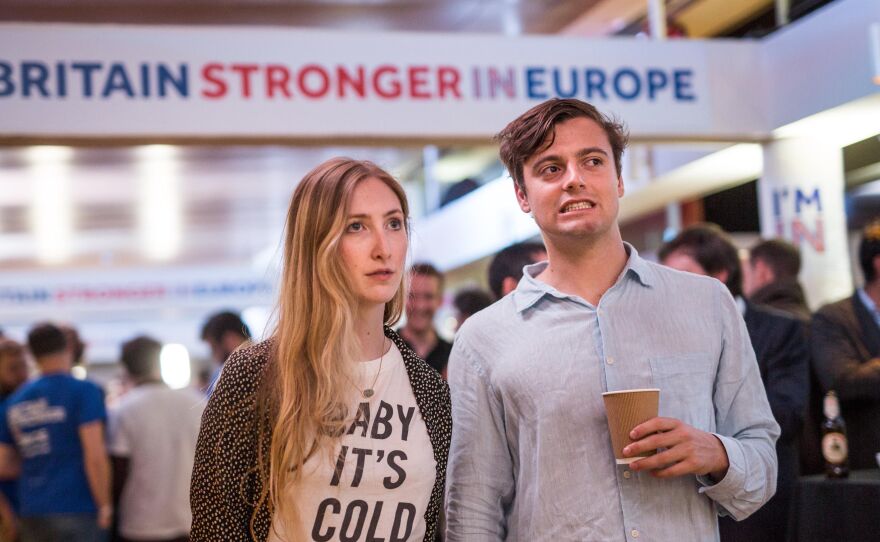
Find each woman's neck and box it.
[353,303,389,362]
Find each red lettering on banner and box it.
[230,64,260,98]
[409,66,430,99]
[298,64,330,98]
[338,65,366,98]
[373,65,401,99]
[201,63,227,98]
[438,66,461,99]
[266,65,292,99]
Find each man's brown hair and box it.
[495,98,629,193]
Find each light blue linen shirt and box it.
[446,244,779,542]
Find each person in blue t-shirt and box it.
[0,323,111,542]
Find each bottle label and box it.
[822,432,848,464]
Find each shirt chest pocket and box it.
[649,353,716,432]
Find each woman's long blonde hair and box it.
[255,157,409,537]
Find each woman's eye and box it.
[346,222,363,233]
[388,218,403,230]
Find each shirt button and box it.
[623,470,631,479]
[606,356,614,365]
[631,530,640,538]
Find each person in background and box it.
[811,219,880,470]
[199,311,251,394]
[399,263,452,374]
[0,341,28,403]
[746,238,824,474]
[660,223,808,542]
[59,324,87,368]
[446,98,778,541]
[108,336,204,542]
[486,241,547,300]
[746,238,810,321]
[452,288,493,331]
[0,340,29,542]
[0,323,111,542]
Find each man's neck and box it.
[38,357,71,375]
[537,230,628,306]
[400,326,438,359]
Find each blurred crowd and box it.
[0,219,878,542]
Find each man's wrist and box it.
[708,435,730,481]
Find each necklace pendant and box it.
[363,389,374,398]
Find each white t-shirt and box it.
[107,382,205,539]
[268,343,437,542]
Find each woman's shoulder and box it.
[386,327,449,396]
[213,338,274,395]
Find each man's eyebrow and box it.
[530,147,609,171]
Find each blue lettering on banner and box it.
[0,288,51,304]
[103,63,135,98]
[525,67,547,99]
[613,68,641,100]
[673,69,695,101]
[22,62,50,98]
[525,66,698,103]
[0,62,14,97]
[0,61,190,99]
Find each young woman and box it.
[191,158,451,542]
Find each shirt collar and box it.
[512,242,655,313]
[857,288,879,315]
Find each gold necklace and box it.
[351,336,387,399]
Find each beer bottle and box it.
[821,391,849,479]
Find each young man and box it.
[108,336,204,542]
[400,263,452,374]
[0,323,111,541]
[660,224,808,542]
[446,99,779,541]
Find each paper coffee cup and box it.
[602,388,660,465]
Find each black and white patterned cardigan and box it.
[190,326,452,541]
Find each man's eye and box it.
[542,165,561,175]
[586,157,603,166]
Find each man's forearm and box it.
[84,452,112,509]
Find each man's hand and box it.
[624,417,729,481]
[97,505,113,530]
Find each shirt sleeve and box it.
[77,383,107,427]
[445,330,514,542]
[106,407,130,456]
[698,284,781,520]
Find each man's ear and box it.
[514,181,530,214]
[712,269,730,285]
[501,276,519,297]
[617,176,625,198]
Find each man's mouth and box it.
[561,200,595,213]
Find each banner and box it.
[0,24,763,139]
